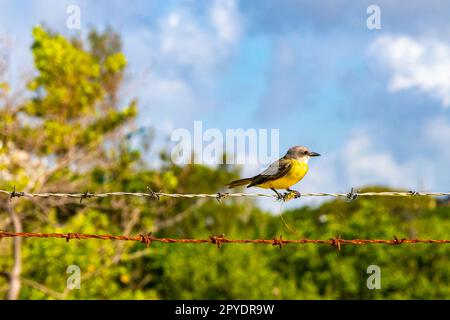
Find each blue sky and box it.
[1,0,450,209]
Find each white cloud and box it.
[370,35,450,107]
[123,0,242,117]
[144,74,196,110]
[155,0,241,74]
[158,11,217,71]
[210,0,242,45]
[342,133,419,188]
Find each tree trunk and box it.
[7,202,22,300]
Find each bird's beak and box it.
[309,151,321,157]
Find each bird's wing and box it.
[248,158,292,187]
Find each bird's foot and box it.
[286,189,301,200]
[288,189,301,198]
[275,192,288,201]
[276,190,301,202]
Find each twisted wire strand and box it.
[0,232,449,251]
[2,189,450,201]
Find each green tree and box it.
[0,26,137,299]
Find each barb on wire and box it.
[0,231,449,249]
[272,235,284,249]
[80,190,94,204]
[330,235,342,251]
[139,232,153,247]
[146,186,160,200]
[10,186,24,201]
[215,192,229,203]
[2,188,450,202]
[65,232,80,242]
[209,234,225,248]
[346,188,359,201]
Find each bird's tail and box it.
[226,178,252,188]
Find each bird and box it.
[226,146,320,200]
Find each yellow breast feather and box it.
[257,159,308,189]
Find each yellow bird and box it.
[226,146,320,199]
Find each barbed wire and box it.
[0,231,449,251]
[1,187,450,203]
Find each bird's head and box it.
[285,146,321,162]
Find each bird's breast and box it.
[258,159,308,189]
[287,159,308,182]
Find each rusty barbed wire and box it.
[1,187,450,203]
[0,231,449,251]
